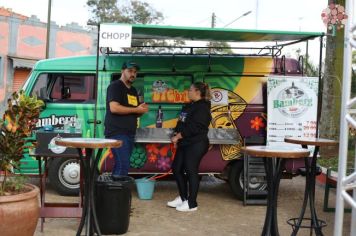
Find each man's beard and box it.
[127,77,135,84]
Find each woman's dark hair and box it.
[192,82,211,101]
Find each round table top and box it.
[241,145,310,159]
[55,138,122,149]
[284,137,338,147]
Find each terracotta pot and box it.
[0,183,40,236]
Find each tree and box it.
[319,0,345,142]
[87,0,185,52]
[195,41,233,54]
[352,50,356,65]
[87,0,163,25]
[352,51,356,97]
[294,48,319,77]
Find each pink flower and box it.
[322,3,348,29]
[337,13,344,20]
[156,157,171,171]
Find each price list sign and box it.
[267,76,319,147]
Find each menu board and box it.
[267,76,319,147]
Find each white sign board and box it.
[99,24,132,50]
[267,76,319,147]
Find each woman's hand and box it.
[171,132,182,148]
[171,133,183,148]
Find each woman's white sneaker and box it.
[167,196,183,208]
[176,201,197,212]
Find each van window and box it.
[31,73,95,103]
[31,74,49,98]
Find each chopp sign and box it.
[99,24,132,49]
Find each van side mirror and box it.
[61,86,71,99]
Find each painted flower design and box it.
[145,144,175,169]
[146,144,160,155]
[321,4,348,30]
[148,154,158,163]
[156,156,171,171]
[250,116,265,131]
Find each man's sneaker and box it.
[167,196,183,208]
[176,201,197,212]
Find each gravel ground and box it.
[33,176,351,236]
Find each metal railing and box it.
[334,0,356,235]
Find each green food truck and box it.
[18,24,323,200]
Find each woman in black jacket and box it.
[167,82,212,212]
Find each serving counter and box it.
[134,128,239,145]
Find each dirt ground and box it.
[33,176,351,236]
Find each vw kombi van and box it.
[19,25,323,199]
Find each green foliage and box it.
[293,49,319,77]
[87,0,186,53]
[304,58,319,77]
[195,41,233,54]
[0,91,44,195]
[128,39,186,53]
[318,149,355,174]
[352,67,356,97]
[124,0,163,24]
[87,0,163,25]
[0,176,28,195]
[352,50,356,65]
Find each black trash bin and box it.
[95,173,134,235]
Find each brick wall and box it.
[0,7,97,114]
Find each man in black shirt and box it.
[104,61,148,176]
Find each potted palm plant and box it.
[0,91,44,236]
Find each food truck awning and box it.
[129,24,323,42]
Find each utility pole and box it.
[45,0,52,59]
[255,0,259,29]
[211,12,216,28]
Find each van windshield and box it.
[31,73,96,103]
[21,70,33,92]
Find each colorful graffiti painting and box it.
[250,116,265,131]
[211,88,246,160]
[130,144,147,168]
[146,144,175,171]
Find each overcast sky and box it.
[0,0,330,31]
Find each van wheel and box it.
[49,157,80,196]
[228,161,244,200]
